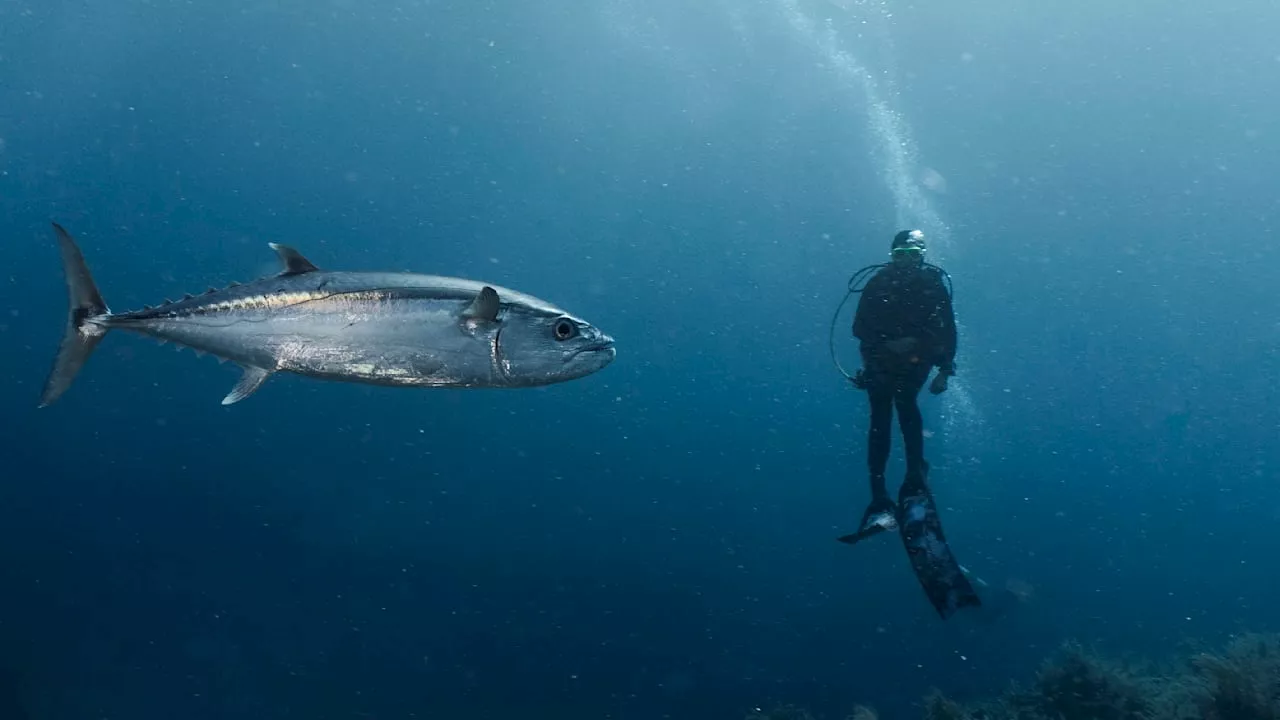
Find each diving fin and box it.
[897,472,982,619]
[837,497,899,545]
[40,223,111,408]
[222,366,272,405]
[836,522,892,545]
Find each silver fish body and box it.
[40,224,616,406]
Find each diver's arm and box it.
[851,274,885,343]
[934,277,957,375]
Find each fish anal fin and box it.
[222,366,271,405]
[268,243,320,276]
[461,286,500,322]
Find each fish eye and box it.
[553,318,577,341]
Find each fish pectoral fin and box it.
[461,285,500,322]
[267,243,320,276]
[222,366,272,405]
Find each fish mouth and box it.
[566,338,616,363]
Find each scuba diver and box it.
[829,232,979,618]
[843,229,956,542]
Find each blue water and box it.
[2,1,1278,718]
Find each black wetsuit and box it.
[851,264,956,493]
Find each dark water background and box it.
[2,0,1278,718]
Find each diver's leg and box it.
[838,356,904,545]
[837,381,898,542]
[894,365,932,483]
[867,386,894,496]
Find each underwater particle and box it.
[921,167,948,193]
[1005,578,1035,602]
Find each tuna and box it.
[40,223,616,406]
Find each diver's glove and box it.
[929,366,953,395]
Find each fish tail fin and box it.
[40,223,111,407]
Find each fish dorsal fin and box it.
[268,243,320,276]
[462,286,500,322]
[222,366,272,405]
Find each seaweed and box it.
[1187,634,1280,720]
[745,634,1280,720]
[743,701,879,720]
[745,704,818,720]
[921,688,973,720]
[1009,641,1156,720]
